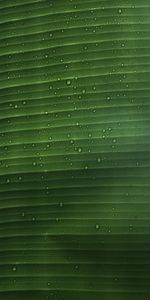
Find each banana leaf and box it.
[0,0,150,299]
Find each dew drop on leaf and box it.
[78,148,82,153]
[97,158,101,163]
[112,138,117,143]
[95,224,100,229]
[66,79,71,86]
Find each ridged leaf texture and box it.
[0,1,150,299]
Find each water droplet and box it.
[6,178,10,183]
[78,148,82,153]
[12,266,17,272]
[66,79,71,86]
[97,158,101,163]
[82,89,86,94]
[112,139,117,143]
[95,224,100,229]
[33,162,36,166]
[21,212,25,217]
[118,8,122,14]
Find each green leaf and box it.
[0,1,150,299]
